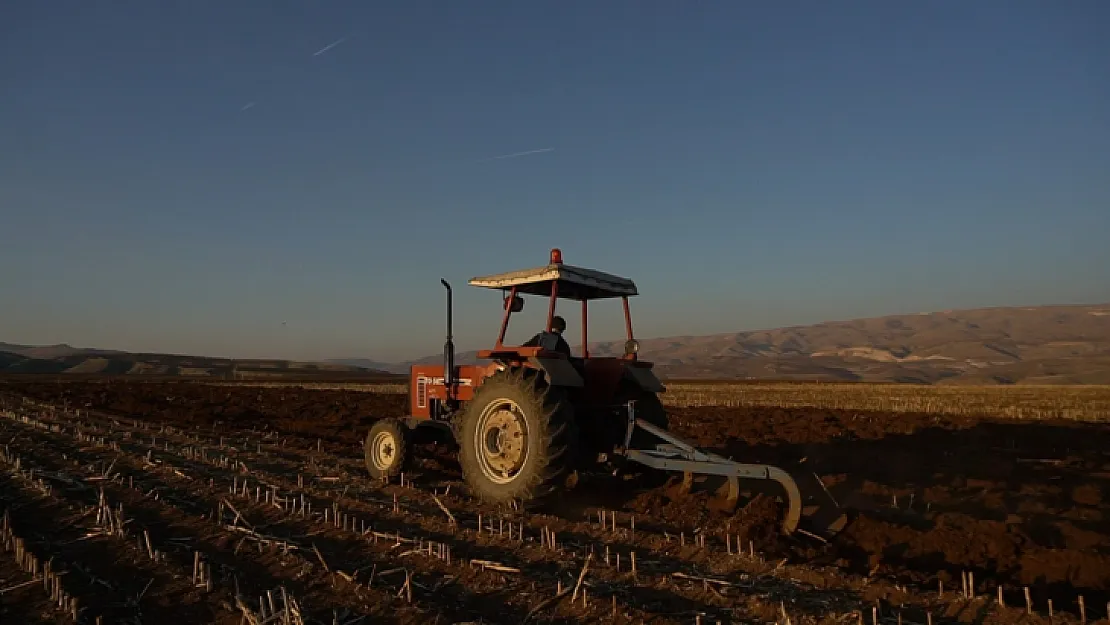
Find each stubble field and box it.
[0,378,1108,624]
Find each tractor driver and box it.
[523,315,572,357]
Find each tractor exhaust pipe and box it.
[441,279,455,391]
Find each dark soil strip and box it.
[1,411,681,625]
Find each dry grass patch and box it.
[660,383,1110,421]
[210,379,1110,422]
[209,380,409,394]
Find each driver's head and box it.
[550,315,566,334]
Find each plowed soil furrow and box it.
[1,436,300,625]
[0,416,543,624]
[1,410,691,624]
[0,397,1076,625]
[7,405,1070,625]
[29,405,908,623]
[27,401,829,574]
[0,556,65,625]
[15,441,589,623]
[9,394,832,582]
[103,417,969,625]
[3,380,1108,624]
[0,445,216,623]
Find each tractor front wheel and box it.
[457,369,578,503]
[364,418,410,480]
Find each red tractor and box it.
[363,248,846,538]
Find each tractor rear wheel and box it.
[456,368,578,503]
[364,418,410,480]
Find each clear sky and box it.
[2,1,1108,362]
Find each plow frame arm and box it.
[617,401,804,535]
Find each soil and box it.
[2,378,1108,624]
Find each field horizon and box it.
[6,300,1110,385]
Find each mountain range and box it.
[0,342,392,379]
[4,302,1110,384]
[331,302,1110,384]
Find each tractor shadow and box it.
[408,439,469,489]
[409,443,684,524]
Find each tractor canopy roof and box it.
[467,248,637,300]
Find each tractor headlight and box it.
[624,339,640,355]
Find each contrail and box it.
[239,102,256,112]
[312,37,346,57]
[475,147,555,162]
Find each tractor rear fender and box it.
[622,364,664,393]
[527,357,584,387]
[524,357,663,393]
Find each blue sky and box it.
[2,1,1107,362]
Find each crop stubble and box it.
[1,379,1109,624]
[0,408,666,624]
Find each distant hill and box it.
[0,342,124,360]
[10,303,1110,384]
[326,358,402,374]
[0,343,397,380]
[0,351,28,370]
[332,302,1110,384]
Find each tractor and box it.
[363,248,847,538]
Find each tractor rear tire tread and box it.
[456,367,578,503]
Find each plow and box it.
[363,248,848,539]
